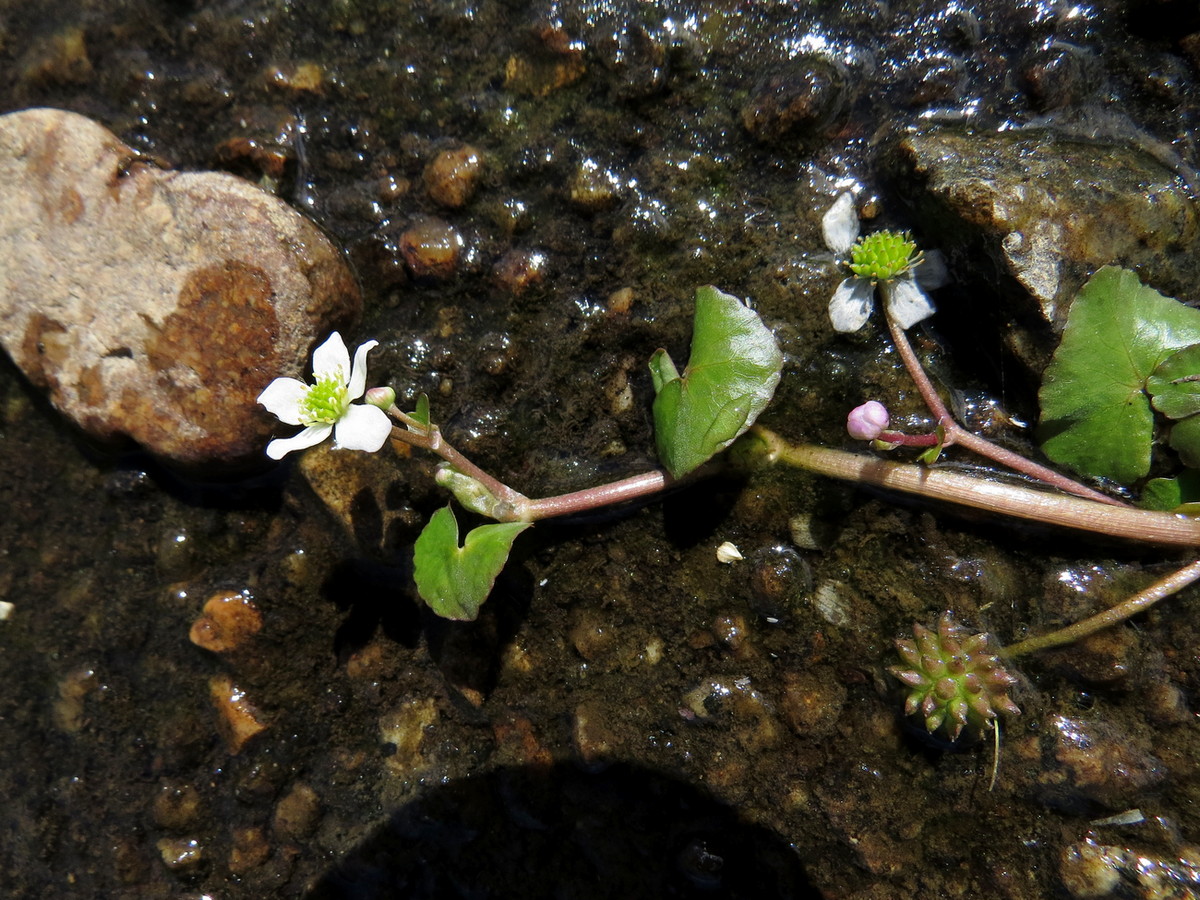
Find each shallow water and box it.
[3,2,1200,897]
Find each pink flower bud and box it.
[364,386,396,410]
[847,401,889,441]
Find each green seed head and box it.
[887,611,1020,741]
[300,376,349,425]
[848,230,920,282]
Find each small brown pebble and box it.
[491,248,547,296]
[425,146,483,208]
[399,217,463,279]
[152,782,204,831]
[209,674,268,754]
[273,783,322,841]
[229,825,271,874]
[190,590,263,653]
[779,669,846,737]
[264,62,324,94]
[156,837,204,872]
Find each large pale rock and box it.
[0,108,360,469]
[891,126,1200,325]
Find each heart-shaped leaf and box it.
[1039,266,1200,483]
[650,286,782,479]
[413,506,531,621]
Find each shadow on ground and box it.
[305,760,819,899]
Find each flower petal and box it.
[821,192,860,256]
[257,377,310,425]
[828,278,875,333]
[311,332,351,383]
[347,339,379,401]
[332,403,393,452]
[887,276,937,329]
[266,423,332,459]
[914,249,950,291]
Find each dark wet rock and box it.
[891,125,1199,336]
[1026,714,1165,812]
[1020,43,1098,112]
[740,57,853,144]
[1060,834,1200,899]
[152,782,205,832]
[748,545,812,620]
[0,108,360,470]
[779,669,847,737]
[273,782,322,841]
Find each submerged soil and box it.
[3,2,1200,897]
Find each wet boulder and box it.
[0,108,360,470]
[890,125,1199,367]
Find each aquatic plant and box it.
[258,332,391,459]
[822,191,945,332]
[260,286,782,620]
[888,611,1020,741]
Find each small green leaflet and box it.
[408,393,431,429]
[1038,266,1200,483]
[1141,470,1200,512]
[413,506,531,621]
[1148,344,1200,419]
[650,286,782,479]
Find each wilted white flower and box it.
[821,192,948,333]
[258,332,393,459]
[716,541,744,564]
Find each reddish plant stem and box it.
[882,298,1123,507]
[386,407,671,523]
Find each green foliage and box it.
[1140,470,1200,512]
[650,286,782,479]
[1039,266,1200,483]
[412,506,531,621]
[409,392,431,428]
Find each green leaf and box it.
[1140,469,1200,511]
[650,285,782,478]
[1148,344,1200,419]
[408,393,431,428]
[1169,415,1200,469]
[1039,266,1200,483]
[413,506,531,621]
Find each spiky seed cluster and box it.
[848,230,920,282]
[888,611,1020,741]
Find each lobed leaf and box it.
[650,286,782,479]
[1038,266,1200,483]
[413,506,530,621]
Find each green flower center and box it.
[300,375,349,425]
[848,230,920,282]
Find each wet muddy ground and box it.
[3,2,1200,897]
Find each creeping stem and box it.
[751,427,1200,548]
[1004,559,1200,657]
[385,406,671,522]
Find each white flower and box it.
[258,332,393,460]
[821,192,948,333]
